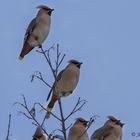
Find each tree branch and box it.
[31,71,52,88]
[65,97,87,121]
[14,95,50,138]
[5,114,12,140]
[58,98,67,140]
[34,102,61,122]
[37,46,56,79]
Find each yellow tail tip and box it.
[18,56,24,60]
[45,107,53,119]
[47,107,53,113]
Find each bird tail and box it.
[46,95,57,118]
[18,42,33,60]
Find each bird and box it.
[19,5,54,60]
[32,126,49,140]
[90,116,124,140]
[46,59,83,117]
[68,117,89,140]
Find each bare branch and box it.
[56,44,66,71]
[37,46,56,79]
[34,102,61,122]
[86,115,98,131]
[31,71,52,88]
[14,95,50,138]
[58,98,67,140]
[17,111,33,119]
[65,123,73,131]
[65,97,87,121]
[6,114,12,140]
[58,54,66,69]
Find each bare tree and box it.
[13,44,96,140]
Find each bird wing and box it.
[91,125,113,140]
[46,69,65,101]
[24,18,36,43]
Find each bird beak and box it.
[78,62,83,68]
[116,120,120,124]
[84,120,89,126]
[79,62,83,65]
[50,9,54,12]
[120,122,125,127]
[116,120,125,127]
[117,120,121,123]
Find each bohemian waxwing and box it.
[46,60,82,117]
[19,5,54,60]
[90,116,124,140]
[68,118,89,140]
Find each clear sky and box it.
[0,0,140,139]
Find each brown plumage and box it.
[19,5,54,60]
[32,126,48,140]
[90,116,124,140]
[19,42,33,59]
[46,60,82,118]
[68,118,89,140]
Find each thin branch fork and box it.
[36,44,66,80]
[34,102,61,122]
[31,71,52,88]
[65,97,87,121]
[13,95,50,138]
[36,45,56,79]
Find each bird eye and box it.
[110,119,117,122]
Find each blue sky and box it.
[0,0,140,139]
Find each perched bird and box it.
[46,59,82,117]
[32,126,48,140]
[90,116,124,140]
[68,118,89,140]
[19,5,54,60]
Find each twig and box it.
[38,47,56,79]
[6,114,12,140]
[17,111,32,119]
[65,97,87,121]
[58,98,67,140]
[31,71,52,88]
[14,95,50,138]
[55,44,65,75]
[34,102,61,122]
[56,44,66,70]
[65,123,73,131]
